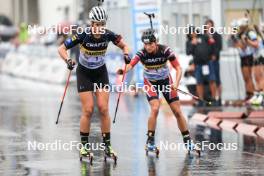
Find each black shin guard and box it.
[102,132,111,146]
[146,130,155,144]
[80,132,89,147]
[182,130,191,144]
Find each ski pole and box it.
[56,70,72,124]
[113,64,127,124]
[176,88,212,105]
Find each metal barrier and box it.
[1,45,69,84]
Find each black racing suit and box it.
[64,28,122,92]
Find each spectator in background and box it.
[183,59,196,96]
[204,19,223,105]
[246,24,264,106]
[19,23,29,44]
[186,26,217,106]
[11,22,29,47]
[231,21,256,101]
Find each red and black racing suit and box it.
[130,44,180,104]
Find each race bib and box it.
[202,65,210,75]
[148,68,163,73]
[79,53,105,69]
[144,67,169,80]
[87,56,103,62]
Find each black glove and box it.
[124,54,131,64]
[66,58,75,70]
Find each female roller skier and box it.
[58,6,131,161]
[117,29,200,156]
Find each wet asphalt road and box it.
[0,75,264,176]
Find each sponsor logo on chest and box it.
[145,57,166,64]
[85,42,108,48]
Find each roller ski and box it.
[247,92,264,107]
[186,140,201,157]
[145,141,159,158]
[104,145,117,164]
[79,146,94,165]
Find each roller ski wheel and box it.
[187,142,201,157]
[104,153,117,165]
[188,148,201,157]
[80,154,94,165]
[104,146,117,164]
[105,154,117,164]
[145,143,159,158]
[79,147,93,165]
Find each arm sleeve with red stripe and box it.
[170,58,180,68]
[130,51,143,67]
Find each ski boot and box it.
[145,140,159,158]
[251,93,263,106]
[247,93,258,105]
[79,146,93,165]
[104,145,117,164]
